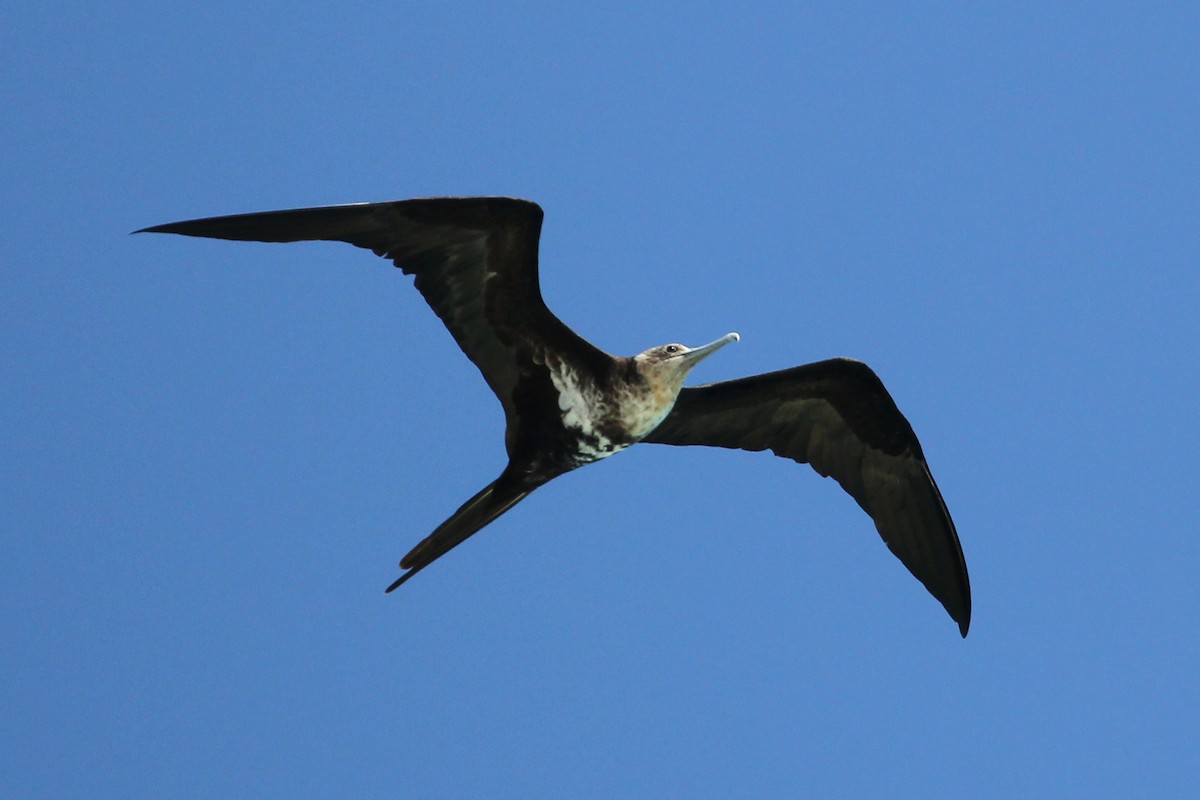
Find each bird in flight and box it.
[139,197,970,635]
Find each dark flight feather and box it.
[139,198,609,432]
[644,358,970,635]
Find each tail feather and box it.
[385,477,531,593]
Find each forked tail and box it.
[385,477,532,593]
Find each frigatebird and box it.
[139,197,971,635]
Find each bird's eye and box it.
[665,345,681,354]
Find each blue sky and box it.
[4,3,1198,797]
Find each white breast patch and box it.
[548,365,626,461]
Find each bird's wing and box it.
[643,358,970,635]
[138,197,609,429]
[385,473,533,593]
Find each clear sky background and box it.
[4,3,1198,797]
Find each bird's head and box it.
[633,332,740,393]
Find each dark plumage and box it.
[138,197,970,635]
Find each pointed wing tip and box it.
[134,222,187,236]
[915,578,969,637]
[949,569,971,638]
[384,569,416,593]
[947,593,971,637]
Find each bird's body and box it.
[139,197,971,635]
